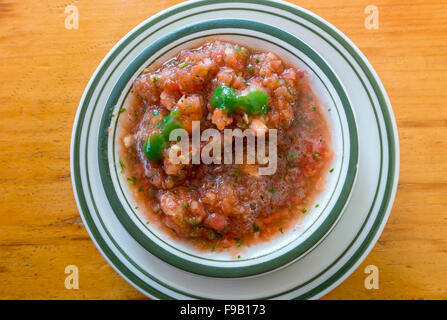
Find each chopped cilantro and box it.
[231,169,241,177]
[150,75,159,87]
[119,159,124,173]
[253,223,260,232]
[288,150,298,160]
[183,217,197,227]
[127,176,136,185]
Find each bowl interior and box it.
[102,19,358,277]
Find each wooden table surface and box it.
[1,0,446,300]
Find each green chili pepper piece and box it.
[143,133,166,161]
[160,110,183,140]
[237,89,269,115]
[210,84,268,115]
[210,84,238,112]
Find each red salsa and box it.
[117,40,333,252]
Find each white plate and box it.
[71,0,399,299]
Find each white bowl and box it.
[98,19,358,278]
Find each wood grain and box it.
[0,0,446,299]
